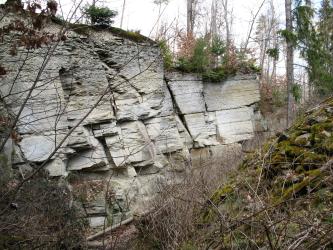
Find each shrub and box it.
[176,38,209,73]
[137,145,243,249]
[202,68,226,82]
[176,35,261,82]
[292,83,302,102]
[0,174,88,249]
[158,40,173,70]
[190,38,209,73]
[84,5,117,26]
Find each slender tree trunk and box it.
[271,23,277,83]
[187,0,194,35]
[285,0,294,127]
[222,0,230,46]
[211,0,217,37]
[211,0,218,67]
[90,0,96,24]
[120,0,126,29]
[271,0,277,84]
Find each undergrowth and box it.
[138,97,333,249]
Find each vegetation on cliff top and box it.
[159,35,260,82]
[50,15,153,44]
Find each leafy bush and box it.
[292,83,302,102]
[272,87,287,107]
[175,36,260,81]
[202,68,226,82]
[158,40,173,70]
[176,38,209,73]
[211,37,225,57]
[266,48,279,60]
[84,5,117,26]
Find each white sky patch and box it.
[105,0,286,43]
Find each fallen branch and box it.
[87,216,134,241]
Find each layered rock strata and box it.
[0,14,266,228]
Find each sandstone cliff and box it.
[0,12,265,229]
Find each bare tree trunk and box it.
[120,0,126,29]
[187,0,194,35]
[260,34,268,80]
[285,0,294,126]
[221,0,230,55]
[211,0,217,37]
[211,0,218,67]
[271,25,277,84]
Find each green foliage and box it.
[51,16,151,43]
[190,38,210,73]
[158,40,173,70]
[84,5,117,26]
[176,38,209,73]
[266,48,279,60]
[293,1,333,96]
[194,98,333,249]
[176,37,260,81]
[278,29,298,46]
[211,37,225,56]
[292,83,302,102]
[202,68,226,82]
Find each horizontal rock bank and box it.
[0,14,266,229]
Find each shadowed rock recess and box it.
[0,13,266,229]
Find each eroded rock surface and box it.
[0,13,265,229]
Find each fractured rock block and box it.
[92,122,119,138]
[105,121,155,167]
[184,113,218,147]
[144,116,184,154]
[216,107,255,144]
[66,96,115,125]
[175,115,193,149]
[204,75,260,111]
[67,136,109,171]
[45,158,68,177]
[168,73,206,114]
[20,135,56,162]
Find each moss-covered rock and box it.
[193,98,333,249]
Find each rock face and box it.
[0,13,265,229]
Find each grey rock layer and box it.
[0,12,265,228]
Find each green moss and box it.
[196,97,333,249]
[109,27,151,43]
[301,151,327,167]
[180,241,198,250]
[304,169,322,177]
[295,137,308,146]
[277,169,324,202]
[51,17,152,43]
[202,69,227,82]
[201,184,236,224]
[320,136,333,153]
[280,177,311,201]
[210,184,234,204]
[311,122,333,133]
